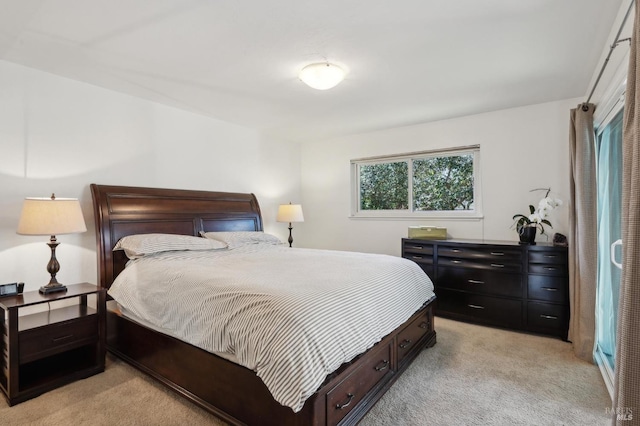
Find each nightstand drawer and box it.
[20,315,98,364]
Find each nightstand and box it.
[0,283,106,406]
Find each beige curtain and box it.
[613,2,640,424]
[568,104,597,362]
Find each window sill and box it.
[349,214,484,221]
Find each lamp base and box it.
[39,283,68,294]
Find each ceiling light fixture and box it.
[298,62,346,90]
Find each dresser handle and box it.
[336,393,355,409]
[399,339,412,349]
[374,360,390,371]
[490,252,504,256]
[412,255,423,260]
[490,263,505,268]
[543,255,558,258]
[544,267,557,271]
[540,314,558,320]
[542,287,558,292]
[468,304,485,309]
[418,321,430,329]
[468,279,484,284]
[452,260,462,264]
[410,246,423,250]
[52,334,74,343]
[451,249,462,253]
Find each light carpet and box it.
[0,317,611,425]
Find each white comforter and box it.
[108,244,434,412]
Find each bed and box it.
[91,184,436,426]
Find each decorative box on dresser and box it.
[0,283,106,406]
[402,238,569,340]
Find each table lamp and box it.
[276,203,304,247]
[17,193,87,294]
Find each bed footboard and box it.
[106,299,436,426]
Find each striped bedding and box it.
[108,243,434,412]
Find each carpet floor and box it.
[0,317,611,425]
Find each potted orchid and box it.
[512,188,563,244]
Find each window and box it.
[351,146,481,218]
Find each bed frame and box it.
[91,184,436,426]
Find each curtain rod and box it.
[582,0,635,111]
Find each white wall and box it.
[299,98,576,255]
[0,60,300,293]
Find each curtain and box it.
[613,2,640,423]
[568,104,597,362]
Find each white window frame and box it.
[350,145,482,219]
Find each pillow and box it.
[113,233,228,259]
[200,231,283,249]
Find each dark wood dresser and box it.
[402,238,569,340]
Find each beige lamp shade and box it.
[277,204,304,223]
[17,196,87,236]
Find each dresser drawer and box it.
[528,263,567,276]
[527,275,567,303]
[19,315,98,364]
[438,256,522,274]
[438,267,522,298]
[397,310,431,364]
[435,289,523,329]
[402,241,434,255]
[528,250,567,265]
[326,342,393,425]
[438,246,522,263]
[527,302,568,337]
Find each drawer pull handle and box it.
[491,263,505,268]
[468,304,485,309]
[52,334,74,343]
[542,287,558,292]
[468,279,484,284]
[412,256,423,260]
[452,260,463,264]
[540,314,558,320]
[374,360,390,371]
[490,252,505,256]
[399,339,413,349]
[410,246,423,250]
[418,321,430,329]
[336,393,355,410]
[544,267,557,271]
[543,255,558,258]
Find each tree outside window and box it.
[353,147,480,217]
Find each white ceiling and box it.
[0,0,624,142]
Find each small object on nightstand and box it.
[0,282,24,297]
[16,193,87,294]
[0,283,106,406]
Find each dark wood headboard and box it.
[90,184,263,290]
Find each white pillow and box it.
[113,233,228,259]
[200,231,283,249]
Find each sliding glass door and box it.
[594,107,623,396]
